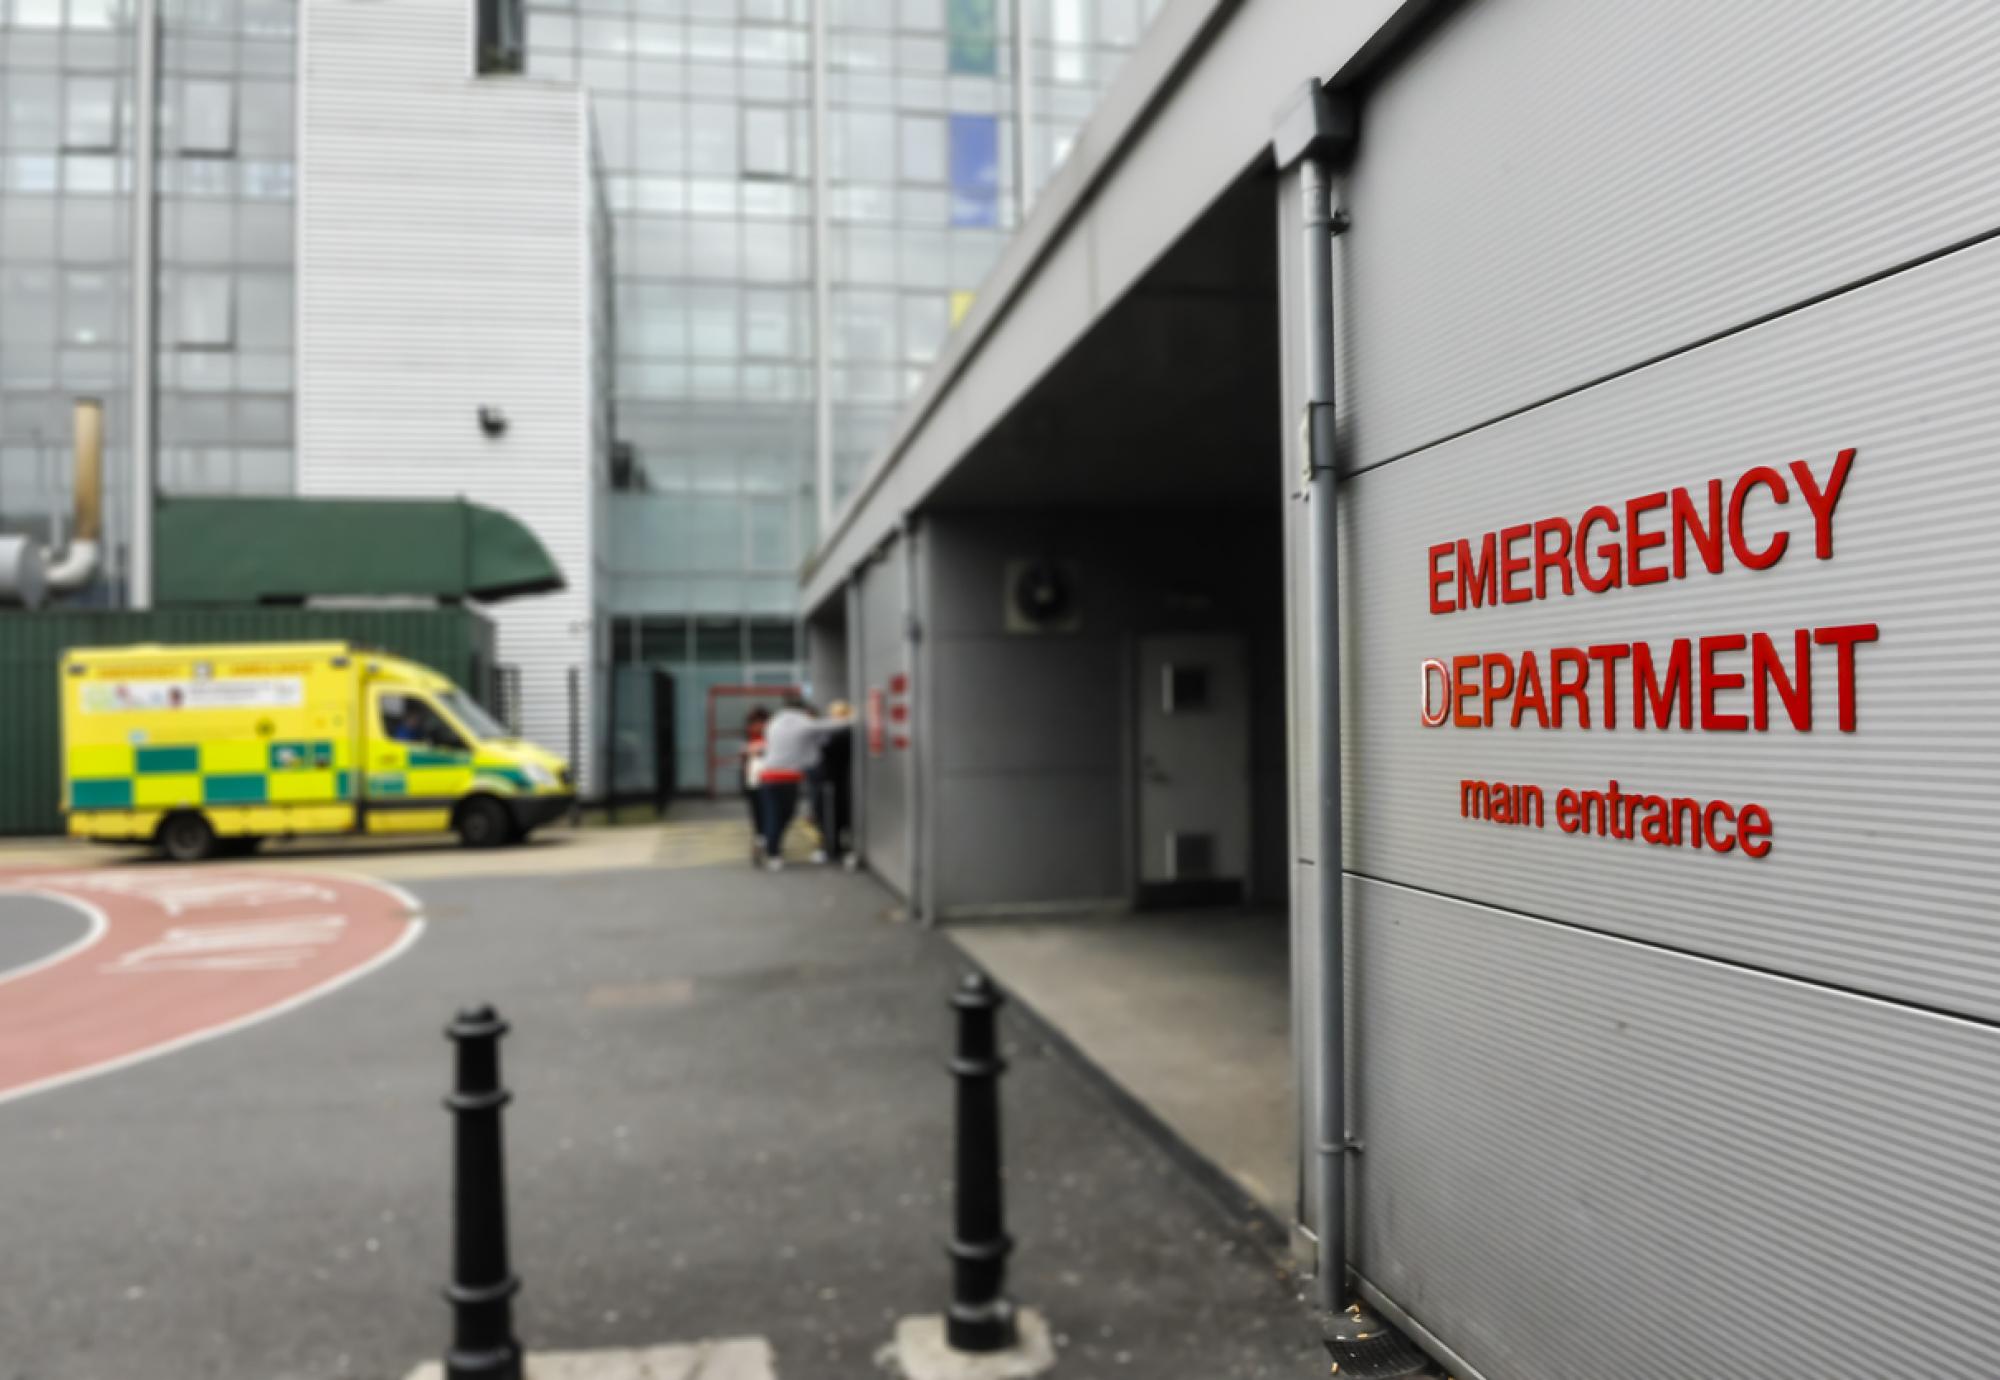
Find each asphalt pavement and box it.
[0,856,1324,1379]
[0,892,87,976]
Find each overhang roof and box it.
[157,497,564,605]
[799,0,1449,616]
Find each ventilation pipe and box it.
[45,398,104,593]
[0,398,106,608]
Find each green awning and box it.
[156,497,565,605]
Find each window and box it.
[899,115,944,182]
[236,82,294,160]
[947,113,999,227]
[742,106,790,179]
[640,616,689,663]
[901,293,946,363]
[67,0,118,28]
[438,690,507,741]
[743,288,800,358]
[747,619,796,662]
[378,693,469,752]
[477,0,527,74]
[834,110,894,183]
[946,0,997,73]
[694,617,742,663]
[62,80,117,152]
[688,102,738,176]
[176,272,233,348]
[6,75,60,150]
[62,272,116,346]
[235,273,292,351]
[180,81,235,156]
[1165,664,1211,713]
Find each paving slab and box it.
[884,1310,1056,1379]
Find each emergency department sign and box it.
[1414,449,1870,861]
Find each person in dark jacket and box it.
[808,701,855,867]
[741,706,770,863]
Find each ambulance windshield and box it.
[439,690,509,741]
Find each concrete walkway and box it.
[948,910,1295,1220]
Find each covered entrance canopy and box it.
[156,497,565,605]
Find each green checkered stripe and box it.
[69,740,352,811]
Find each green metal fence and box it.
[0,607,496,836]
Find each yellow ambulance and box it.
[61,642,572,860]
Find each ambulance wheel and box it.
[456,796,515,849]
[158,812,217,863]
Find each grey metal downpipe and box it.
[1273,80,1356,1314]
[901,517,927,924]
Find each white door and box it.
[1136,633,1250,888]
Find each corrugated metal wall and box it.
[296,0,603,794]
[0,607,495,836]
[1326,1,2000,1375]
[856,539,913,898]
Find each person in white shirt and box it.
[756,698,845,870]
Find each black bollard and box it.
[946,972,1018,1353]
[443,1005,523,1380]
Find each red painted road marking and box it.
[0,867,422,1106]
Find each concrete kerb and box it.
[940,938,1296,1268]
[403,1338,775,1380]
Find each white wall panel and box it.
[1344,232,2000,1021]
[1351,877,2000,1380]
[297,0,602,789]
[1342,0,2000,469]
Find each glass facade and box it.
[529,0,1160,785]
[0,0,294,595]
[0,0,1154,786]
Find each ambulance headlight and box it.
[524,762,556,788]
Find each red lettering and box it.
[1704,799,1738,853]
[1499,525,1533,605]
[1533,519,1574,599]
[1419,658,1450,726]
[1587,643,1628,729]
[1481,654,1515,727]
[1738,803,1773,858]
[1813,623,1879,732]
[1456,534,1498,609]
[1671,797,1701,847]
[1510,651,1549,729]
[1605,778,1627,839]
[1633,639,1693,730]
[1576,506,1622,593]
[1451,655,1481,729]
[1427,544,1454,615]
[1751,630,1811,731]
[1550,647,1591,729]
[1626,491,1669,586]
[1789,448,1855,560]
[1556,788,1582,833]
[1728,466,1791,570]
[1699,633,1749,731]
[1671,480,1725,578]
